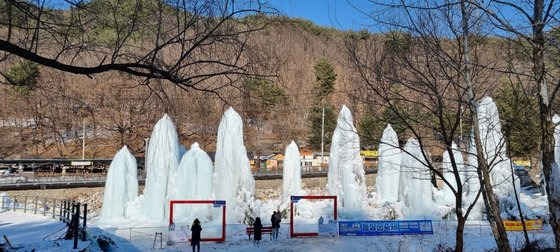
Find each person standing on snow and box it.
[270,211,277,240]
[191,219,202,252]
[253,217,263,246]
[273,209,281,240]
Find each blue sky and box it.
[268,0,373,31]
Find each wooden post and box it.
[34,197,38,214]
[73,202,80,249]
[52,199,56,219]
[62,201,66,222]
[43,198,47,216]
[23,196,27,213]
[82,204,87,241]
[59,200,64,221]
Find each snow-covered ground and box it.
[3,206,556,252]
[0,211,90,251]
[90,220,556,251]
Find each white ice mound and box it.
[327,105,366,215]
[143,114,179,220]
[213,107,256,223]
[169,142,214,222]
[399,138,434,218]
[442,142,465,206]
[477,96,519,199]
[375,124,401,203]
[465,133,484,219]
[282,141,304,204]
[100,146,138,221]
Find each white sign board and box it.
[318,221,338,236]
[71,161,93,166]
[169,230,189,243]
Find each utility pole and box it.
[81,117,86,160]
[321,107,325,169]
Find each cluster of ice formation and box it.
[477,97,519,199]
[327,105,367,214]
[399,138,434,218]
[99,98,532,224]
[143,114,180,220]
[100,146,138,222]
[375,124,401,203]
[213,107,256,223]
[441,142,466,206]
[169,142,214,221]
[282,141,304,204]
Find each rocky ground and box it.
[5,174,378,213]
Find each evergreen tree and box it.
[308,58,337,150]
[495,81,540,157]
[314,58,336,103]
[3,60,40,95]
[358,106,407,147]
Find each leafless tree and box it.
[347,1,515,250]
[0,0,275,94]
[462,0,560,249]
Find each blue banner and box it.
[213,200,226,207]
[291,196,302,203]
[338,220,433,236]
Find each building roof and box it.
[300,149,313,156]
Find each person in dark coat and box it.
[271,211,278,240]
[253,217,263,246]
[191,218,202,252]
[273,209,281,240]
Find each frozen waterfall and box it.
[327,105,366,214]
[477,97,519,199]
[375,124,401,203]
[441,142,465,206]
[213,107,256,223]
[399,138,434,218]
[143,114,180,220]
[282,141,304,204]
[168,142,214,222]
[100,146,138,222]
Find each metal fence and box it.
[0,175,106,184]
[1,195,88,239]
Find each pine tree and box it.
[308,58,337,150]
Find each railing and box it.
[1,195,88,246]
[0,166,378,187]
[253,167,377,177]
[0,175,107,184]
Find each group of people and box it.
[252,209,282,246]
[189,209,283,250]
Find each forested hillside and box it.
[0,1,545,159]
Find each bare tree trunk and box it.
[456,214,466,252]
[540,106,560,249]
[460,1,511,251]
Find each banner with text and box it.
[338,220,433,236]
[504,219,543,231]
